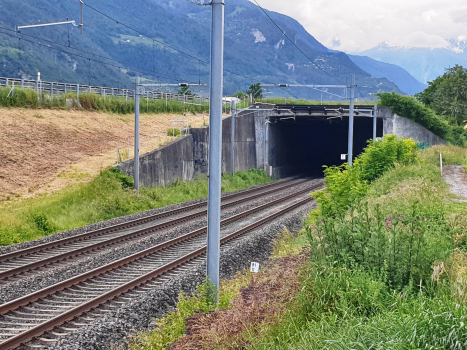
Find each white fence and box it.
[0,76,209,107]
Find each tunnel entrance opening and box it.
[267,115,383,178]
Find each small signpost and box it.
[250,262,260,273]
[341,154,347,161]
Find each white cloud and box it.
[255,0,467,52]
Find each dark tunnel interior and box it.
[268,116,384,178]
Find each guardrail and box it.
[0,76,209,107]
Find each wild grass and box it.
[0,168,272,246]
[419,144,467,165]
[0,86,208,114]
[247,143,467,350]
[130,272,253,350]
[257,97,357,106]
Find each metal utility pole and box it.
[231,100,236,176]
[206,0,225,300]
[348,74,355,165]
[134,76,141,190]
[373,103,377,141]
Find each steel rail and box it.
[0,186,320,349]
[0,178,309,281]
[0,181,322,313]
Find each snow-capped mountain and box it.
[357,38,467,84]
[448,36,467,54]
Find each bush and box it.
[313,135,418,217]
[307,201,453,291]
[30,213,56,234]
[167,128,181,136]
[379,91,467,146]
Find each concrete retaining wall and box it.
[117,109,260,187]
[117,135,195,187]
[380,106,446,145]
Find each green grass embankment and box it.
[246,141,467,349]
[0,168,272,246]
[0,86,208,114]
[257,97,370,106]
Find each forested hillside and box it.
[0,0,402,97]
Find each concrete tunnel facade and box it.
[117,105,444,187]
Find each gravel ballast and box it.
[29,201,316,350]
[0,179,295,256]
[0,180,320,304]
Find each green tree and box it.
[234,90,246,98]
[178,86,193,95]
[247,83,263,99]
[415,65,467,125]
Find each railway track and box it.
[0,178,311,283]
[0,179,322,349]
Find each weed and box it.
[0,86,209,115]
[33,114,44,119]
[167,128,181,137]
[30,213,55,234]
[0,168,272,246]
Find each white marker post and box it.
[250,262,260,273]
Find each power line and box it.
[356,86,371,105]
[0,27,188,83]
[251,0,345,84]
[81,1,261,83]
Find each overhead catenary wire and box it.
[251,0,345,84]
[0,28,189,83]
[81,1,262,83]
[356,86,371,105]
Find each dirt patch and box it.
[443,165,467,201]
[0,108,208,201]
[171,254,307,350]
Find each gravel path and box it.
[443,165,467,201]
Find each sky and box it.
[254,0,467,52]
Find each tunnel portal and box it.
[264,105,383,178]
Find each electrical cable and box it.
[81,1,262,83]
[0,28,188,83]
[356,86,371,105]
[251,0,345,84]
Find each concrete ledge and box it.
[380,106,446,146]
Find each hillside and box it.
[0,108,205,201]
[0,0,402,98]
[349,54,427,95]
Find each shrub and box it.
[167,128,181,136]
[379,91,467,146]
[313,135,418,217]
[29,213,56,234]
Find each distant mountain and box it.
[357,40,467,84]
[348,55,426,95]
[0,0,403,98]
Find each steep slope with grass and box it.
[0,107,206,200]
[0,168,272,246]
